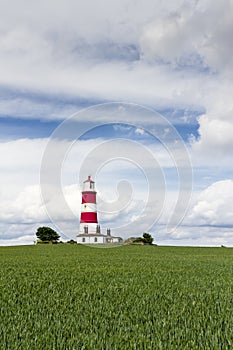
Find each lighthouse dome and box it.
[83,175,95,191]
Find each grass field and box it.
[0,244,233,349]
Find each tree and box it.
[132,233,154,245]
[67,239,77,244]
[132,237,145,243]
[142,232,153,245]
[36,226,60,242]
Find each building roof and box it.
[84,175,94,183]
[77,233,122,239]
[77,233,106,237]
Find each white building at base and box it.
[77,230,123,245]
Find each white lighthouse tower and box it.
[76,175,123,244]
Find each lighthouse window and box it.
[94,237,98,242]
[90,182,94,189]
[82,238,85,243]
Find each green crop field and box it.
[0,244,233,349]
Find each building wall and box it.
[77,235,122,244]
[112,237,122,243]
[77,235,106,244]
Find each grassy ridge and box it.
[0,245,233,349]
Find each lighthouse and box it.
[79,175,99,235]
[77,175,123,244]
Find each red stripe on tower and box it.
[81,212,98,223]
[82,192,96,204]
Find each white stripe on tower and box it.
[81,203,97,213]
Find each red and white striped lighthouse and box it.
[79,175,100,235]
[77,175,123,244]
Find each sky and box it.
[1,0,233,246]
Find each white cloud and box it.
[0,0,233,163]
[135,128,145,135]
[0,95,79,121]
[136,0,233,158]
[193,114,233,154]
[188,180,233,227]
[156,225,233,247]
[140,7,195,64]
[150,180,233,246]
[0,0,232,162]
[0,185,45,223]
[140,0,233,73]
[0,0,228,118]
[0,234,36,246]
